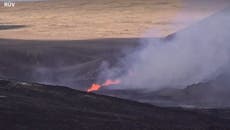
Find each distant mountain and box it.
[0,79,230,130]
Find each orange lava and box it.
[87,83,101,92]
[87,79,121,93]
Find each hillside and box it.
[0,79,230,130]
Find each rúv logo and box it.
[4,1,15,7]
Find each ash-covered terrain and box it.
[1,1,230,130]
[1,7,230,108]
[0,79,230,130]
[0,37,230,108]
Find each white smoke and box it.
[106,7,230,90]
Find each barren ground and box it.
[0,0,227,40]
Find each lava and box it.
[87,79,121,92]
[87,83,101,92]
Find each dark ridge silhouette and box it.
[0,79,230,130]
[0,25,27,31]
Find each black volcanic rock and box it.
[0,38,140,89]
[0,25,26,31]
[0,79,230,130]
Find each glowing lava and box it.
[87,79,121,93]
[87,83,101,92]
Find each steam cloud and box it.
[104,7,230,90]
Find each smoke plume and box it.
[104,7,230,91]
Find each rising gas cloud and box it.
[102,7,230,91]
